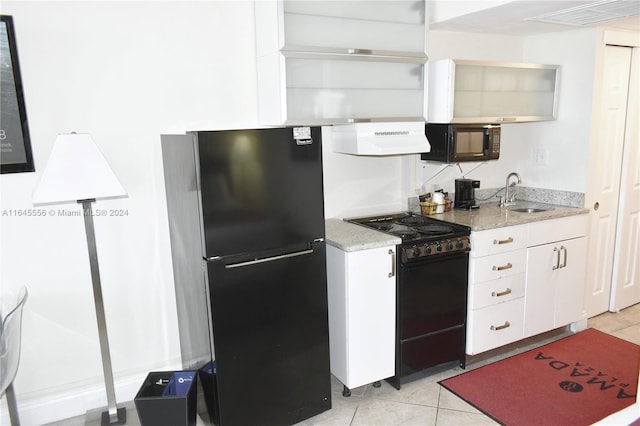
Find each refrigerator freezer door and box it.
[195,127,325,259]
[207,243,331,426]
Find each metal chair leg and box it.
[5,383,20,426]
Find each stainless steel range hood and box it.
[331,121,430,156]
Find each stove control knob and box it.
[424,244,432,254]
[446,241,454,251]
[456,239,465,249]
[435,244,443,252]
[412,246,421,257]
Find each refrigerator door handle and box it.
[225,249,314,269]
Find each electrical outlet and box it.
[535,148,549,165]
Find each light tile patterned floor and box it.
[49,303,640,426]
[299,302,640,426]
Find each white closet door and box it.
[611,47,640,311]
[585,45,631,317]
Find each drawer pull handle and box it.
[493,262,513,271]
[490,321,511,331]
[492,288,512,297]
[494,237,514,245]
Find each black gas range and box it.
[348,212,470,389]
[348,212,471,261]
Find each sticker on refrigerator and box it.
[293,127,312,145]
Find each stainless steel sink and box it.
[510,207,551,213]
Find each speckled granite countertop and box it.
[422,201,589,231]
[325,218,401,252]
[326,202,589,252]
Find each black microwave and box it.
[421,124,500,163]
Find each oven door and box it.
[397,251,469,378]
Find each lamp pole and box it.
[80,199,126,425]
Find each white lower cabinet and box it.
[326,244,396,391]
[467,216,588,355]
[523,217,588,338]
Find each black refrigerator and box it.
[161,127,331,426]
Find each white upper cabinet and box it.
[427,59,559,123]
[255,1,427,125]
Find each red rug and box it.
[440,329,640,426]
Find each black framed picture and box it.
[1,15,34,174]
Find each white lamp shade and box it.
[32,133,127,205]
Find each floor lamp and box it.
[32,133,127,425]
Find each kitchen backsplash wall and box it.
[322,126,413,219]
[408,187,585,212]
[505,187,584,207]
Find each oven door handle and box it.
[388,249,396,278]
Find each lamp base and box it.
[100,407,126,425]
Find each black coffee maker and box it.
[454,179,480,210]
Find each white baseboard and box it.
[2,362,182,425]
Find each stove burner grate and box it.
[395,216,427,226]
[390,230,419,239]
[415,225,454,236]
[370,223,393,231]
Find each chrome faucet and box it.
[500,172,522,207]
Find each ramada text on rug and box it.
[535,351,637,400]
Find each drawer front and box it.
[469,249,526,284]
[527,215,589,247]
[467,298,524,355]
[469,273,525,310]
[471,225,528,258]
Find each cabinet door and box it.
[428,59,559,124]
[326,245,396,389]
[524,243,556,337]
[346,246,396,388]
[256,1,428,125]
[524,237,587,338]
[554,237,587,328]
[281,1,426,52]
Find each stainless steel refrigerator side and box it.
[161,134,214,369]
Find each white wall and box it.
[416,29,597,197]
[0,2,409,423]
[322,127,412,219]
[0,1,261,423]
[514,28,598,192]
